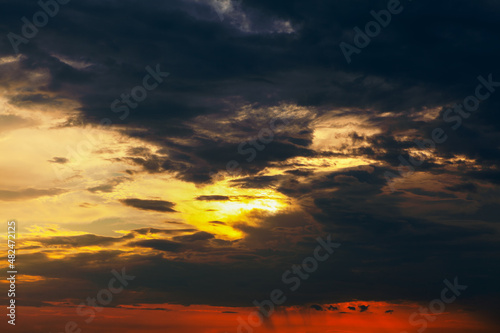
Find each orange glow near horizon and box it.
[1,302,493,333]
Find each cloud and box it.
[129,231,215,252]
[209,221,227,225]
[195,195,231,201]
[310,304,324,311]
[9,93,62,107]
[88,176,131,193]
[131,239,183,252]
[358,305,369,313]
[132,228,198,235]
[445,183,478,193]
[1,0,499,326]
[0,114,35,133]
[48,157,69,164]
[229,175,282,189]
[33,233,133,248]
[404,188,457,199]
[120,199,177,212]
[0,188,67,201]
[184,0,296,34]
[173,231,215,242]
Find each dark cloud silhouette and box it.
[445,183,478,193]
[4,0,499,187]
[120,198,177,212]
[404,188,457,199]
[230,176,282,189]
[132,228,197,235]
[359,305,369,313]
[88,176,131,193]
[209,221,227,225]
[131,239,183,253]
[1,0,500,328]
[195,195,231,201]
[47,157,69,164]
[33,233,133,248]
[310,304,324,311]
[173,231,215,242]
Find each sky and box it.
[0,0,499,332]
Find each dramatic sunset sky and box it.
[1,0,499,332]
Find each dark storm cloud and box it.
[231,210,319,250]
[12,247,304,306]
[9,93,62,107]
[230,175,282,189]
[404,188,457,199]
[124,155,164,174]
[120,198,177,212]
[127,147,152,156]
[129,129,317,184]
[226,254,259,260]
[10,223,499,313]
[131,239,183,253]
[284,169,314,177]
[10,0,500,183]
[466,170,500,185]
[271,164,499,317]
[127,230,220,254]
[3,0,499,111]
[2,0,500,326]
[4,0,497,187]
[445,182,478,193]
